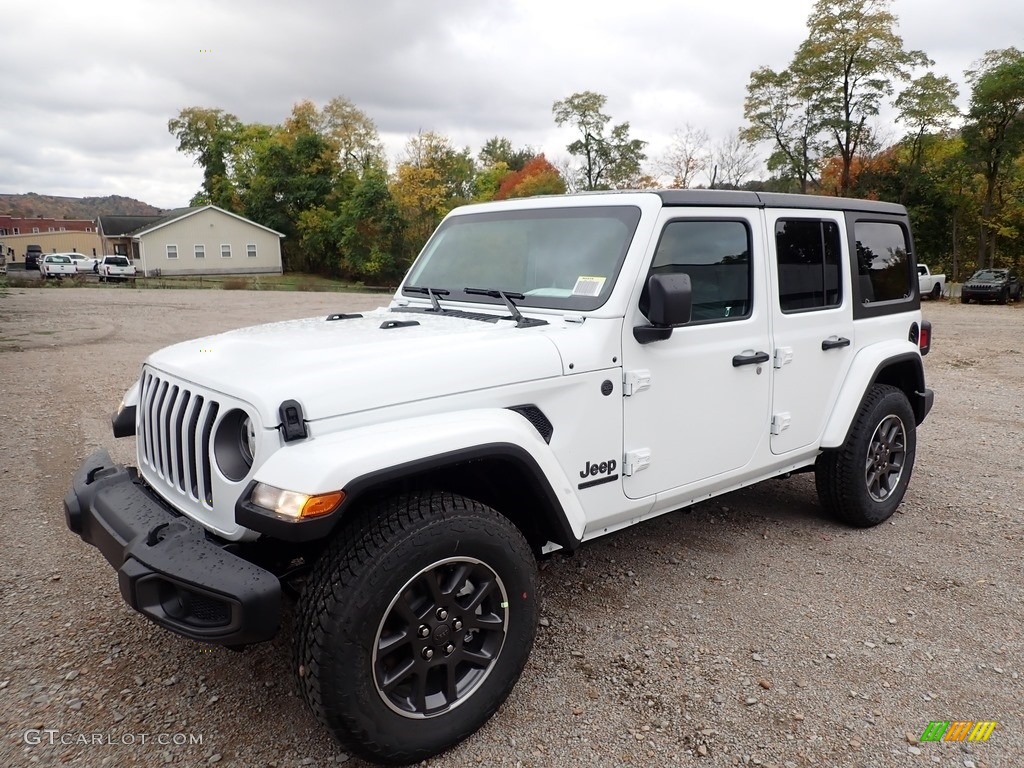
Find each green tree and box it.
[391,131,474,254]
[168,107,241,209]
[336,169,406,281]
[894,73,960,201]
[239,103,342,270]
[478,137,534,172]
[962,47,1024,267]
[791,0,929,195]
[552,91,647,190]
[474,161,511,201]
[319,96,387,174]
[742,67,822,192]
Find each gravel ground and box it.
[0,287,1021,768]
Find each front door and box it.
[621,210,772,500]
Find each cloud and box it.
[2,0,1022,208]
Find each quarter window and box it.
[855,221,912,304]
[775,219,842,312]
[166,244,178,259]
[642,220,752,323]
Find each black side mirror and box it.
[634,273,692,344]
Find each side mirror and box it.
[634,273,692,344]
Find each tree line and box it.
[170,0,1023,283]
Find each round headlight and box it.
[214,409,256,482]
[240,416,256,466]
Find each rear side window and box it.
[775,219,842,312]
[642,220,752,323]
[854,221,913,304]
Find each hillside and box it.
[0,193,162,220]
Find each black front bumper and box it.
[64,449,280,645]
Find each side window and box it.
[854,221,912,304]
[775,219,842,312]
[642,220,751,323]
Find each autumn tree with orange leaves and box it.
[495,155,566,200]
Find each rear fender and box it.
[821,342,926,448]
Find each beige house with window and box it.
[97,205,284,277]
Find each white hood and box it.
[145,308,566,426]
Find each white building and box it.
[97,205,284,277]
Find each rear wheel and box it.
[816,384,916,527]
[930,283,941,299]
[296,491,538,764]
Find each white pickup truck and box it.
[98,255,137,281]
[918,264,945,299]
[41,254,78,278]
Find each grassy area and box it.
[0,272,396,294]
[135,273,395,293]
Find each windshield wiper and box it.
[464,287,526,326]
[404,285,450,312]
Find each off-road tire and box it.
[930,283,941,299]
[295,491,538,765]
[815,384,917,528]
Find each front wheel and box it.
[999,288,1009,305]
[296,491,538,764]
[816,384,917,527]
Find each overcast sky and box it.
[3,0,1022,209]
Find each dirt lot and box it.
[1,287,1021,768]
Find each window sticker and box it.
[572,276,606,297]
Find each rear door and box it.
[767,211,854,454]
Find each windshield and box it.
[971,269,1006,281]
[404,206,642,311]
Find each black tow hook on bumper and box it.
[64,450,280,645]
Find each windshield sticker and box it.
[572,276,606,297]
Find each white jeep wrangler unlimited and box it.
[65,190,933,764]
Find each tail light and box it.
[918,320,931,355]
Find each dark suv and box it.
[961,268,1022,304]
[24,244,43,270]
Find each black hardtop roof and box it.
[654,189,905,216]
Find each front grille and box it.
[139,370,220,509]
